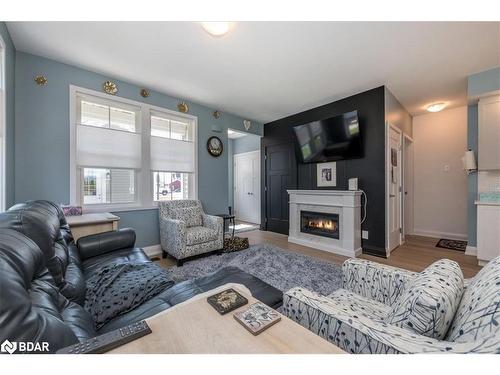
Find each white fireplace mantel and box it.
[287,190,362,258]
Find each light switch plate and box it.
[362,230,369,239]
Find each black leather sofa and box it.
[0,200,282,353]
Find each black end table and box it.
[215,214,235,239]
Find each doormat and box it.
[435,238,467,252]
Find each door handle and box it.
[389,194,396,198]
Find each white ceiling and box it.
[7,22,500,123]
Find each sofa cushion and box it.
[385,259,464,340]
[82,247,151,278]
[0,200,70,287]
[186,226,218,246]
[0,229,94,353]
[172,206,203,228]
[446,256,500,343]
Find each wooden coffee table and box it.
[109,283,344,354]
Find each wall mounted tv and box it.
[292,110,363,163]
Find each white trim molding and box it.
[465,245,477,256]
[0,34,6,212]
[412,228,468,241]
[69,85,198,212]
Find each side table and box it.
[215,213,235,239]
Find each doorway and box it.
[234,151,260,224]
[228,129,261,229]
[386,123,414,255]
[386,124,403,254]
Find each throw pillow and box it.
[172,206,203,227]
[385,259,464,340]
[445,255,500,343]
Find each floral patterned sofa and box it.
[158,200,223,266]
[284,256,500,354]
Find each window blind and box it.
[77,124,142,169]
[76,96,142,169]
[150,137,195,172]
[150,111,195,173]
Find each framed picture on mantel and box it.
[317,162,337,187]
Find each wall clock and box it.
[207,136,223,157]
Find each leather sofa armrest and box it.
[77,228,136,261]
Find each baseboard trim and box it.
[465,245,477,256]
[412,229,468,241]
[362,245,388,258]
[288,236,362,258]
[143,244,162,258]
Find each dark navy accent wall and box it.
[263,86,387,256]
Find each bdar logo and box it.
[1,339,17,354]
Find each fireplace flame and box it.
[308,219,337,231]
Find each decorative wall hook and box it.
[34,75,48,86]
[213,110,221,119]
[243,120,252,131]
[103,80,118,95]
[140,89,150,98]
[177,101,189,113]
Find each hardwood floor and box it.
[158,229,482,278]
[243,230,482,278]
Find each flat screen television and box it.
[292,110,362,163]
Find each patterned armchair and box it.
[284,256,500,354]
[158,200,223,266]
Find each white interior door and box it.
[387,125,402,253]
[234,150,261,224]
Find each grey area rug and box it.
[163,243,343,296]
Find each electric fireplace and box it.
[300,210,340,239]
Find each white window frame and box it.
[0,35,6,212]
[70,85,198,212]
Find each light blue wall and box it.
[466,66,500,247]
[14,52,263,246]
[227,134,261,209]
[233,134,261,154]
[0,23,16,208]
[468,67,500,98]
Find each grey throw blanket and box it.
[85,262,175,330]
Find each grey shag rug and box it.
[163,243,343,295]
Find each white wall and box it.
[413,106,468,240]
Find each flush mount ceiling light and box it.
[426,102,447,113]
[201,22,231,36]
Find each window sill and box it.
[83,204,159,214]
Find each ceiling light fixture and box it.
[201,22,231,37]
[426,102,447,113]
